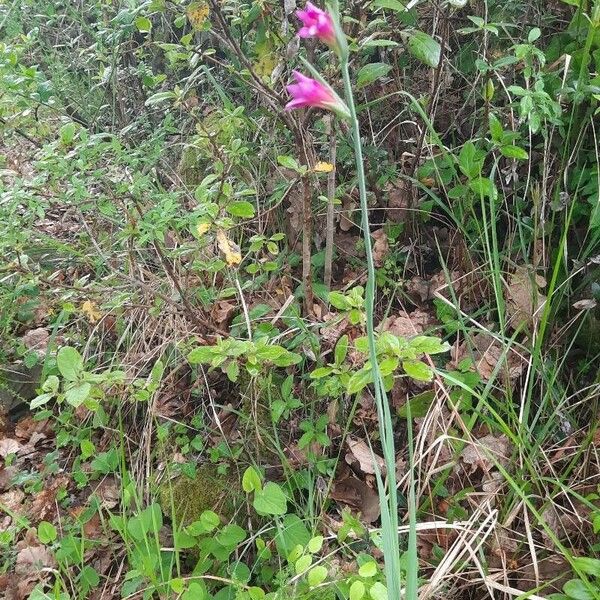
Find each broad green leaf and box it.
[350,581,366,600]
[57,347,83,381]
[334,335,349,365]
[216,524,247,547]
[227,200,255,218]
[347,366,374,394]
[357,63,392,88]
[397,390,436,418]
[274,514,311,557]
[572,557,600,577]
[409,336,451,355]
[310,366,334,379]
[253,482,287,515]
[402,360,433,382]
[469,176,497,199]
[406,31,441,68]
[329,291,351,310]
[358,561,378,578]
[307,565,328,586]
[371,0,406,10]
[562,579,595,600]
[277,155,300,171]
[135,16,152,32]
[489,113,504,142]
[37,521,57,544]
[65,382,91,407]
[362,39,399,47]
[242,466,262,493]
[30,393,53,409]
[187,346,217,363]
[458,142,484,179]
[248,587,266,600]
[295,554,312,575]
[500,145,529,160]
[174,529,197,549]
[307,535,324,554]
[369,582,388,600]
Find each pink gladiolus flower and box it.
[296,2,337,47]
[285,71,349,119]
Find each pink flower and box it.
[296,2,337,47]
[285,71,349,119]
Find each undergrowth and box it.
[1,0,600,599]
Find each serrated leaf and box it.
[357,62,392,88]
[406,31,441,68]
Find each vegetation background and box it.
[1,0,600,598]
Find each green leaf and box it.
[216,524,247,547]
[500,145,529,160]
[37,521,57,544]
[57,347,83,381]
[79,565,100,591]
[295,554,312,575]
[65,382,92,407]
[60,122,76,145]
[402,360,433,382]
[562,579,595,600]
[145,91,177,106]
[307,535,324,554]
[371,0,406,9]
[357,62,392,88]
[174,529,197,549]
[277,155,300,171]
[127,503,163,541]
[329,291,351,310]
[406,31,441,68]
[350,581,366,600]
[227,200,255,218]
[347,366,374,394]
[469,176,497,199]
[572,557,600,577]
[489,113,504,142]
[187,346,217,364]
[369,582,388,600]
[182,582,208,600]
[226,360,240,383]
[334,335,349,365]
[310,367,334,379]
[135,16,152,32]
[397,390,436,418]
[307,565,328,587]
[30,393,54,410]
[409,336,450,355]
[253,482,287,515]
[358,561,378,578]
[362,39,399,47]
[242,466,262,493]
[458,141,484,179]
[274,514,311,557]
[248,587,266,600]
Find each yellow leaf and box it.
[216,229,242,266]
[187,1,210,30]
[197,222,211,236]
[314,161,334,173]
[81,300,102,324]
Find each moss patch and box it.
[159,463,240,527]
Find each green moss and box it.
[159,463,239,527]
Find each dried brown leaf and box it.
[345,438,385,475]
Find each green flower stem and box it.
[330,1,405,595]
